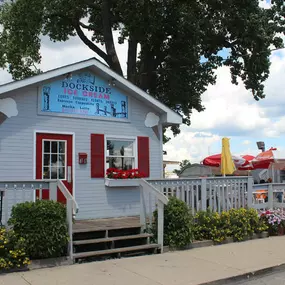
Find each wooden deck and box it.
[73,216,141,233]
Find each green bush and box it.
[246,208,262,235]
[154,197,193,248]
[211,211,232,243]
[193,210,231,243]
[228,208,251,241]
[0,227,30,270]
[193,210,213,241]
[193,208,264,243]
[8,200,68,259]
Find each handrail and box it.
[139,179,168,253]
[57,180,79,214]
[147,176,250,183]
[140,179,169,205]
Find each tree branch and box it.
[101,0,123,75]
[74,22,109,64]
[79,21,95,31]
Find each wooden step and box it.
[73,225,141,234]
[73,233,153,245]
[73,244,159,259]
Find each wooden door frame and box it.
[33,130,76,199]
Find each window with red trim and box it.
[106,138,136,170]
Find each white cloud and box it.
[242,140,251,145]
[164,129,221,163]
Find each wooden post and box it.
[268,184,273,209]
[66,198,73,262]
[49,181,57,201]
[140,185,147,231]
[157,200,164,253]
[247,177,253,209]
[3,189,8,228]
[201,178,207,211]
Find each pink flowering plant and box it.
[259,209,285,235]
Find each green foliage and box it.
[211,211,232,243]
[193,210,231,243]
[0,227,30,270]
[255,218,268,234]
[194,208,264,243]
[154,197,193,248]
[8,200,68,259]
[173,160,191,176]
[193,210,214,241]
[228,208,253,241]
[1,0,285,138]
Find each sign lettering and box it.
[41,72,128,118]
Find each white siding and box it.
[0,73,164,220]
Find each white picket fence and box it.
[147,177,252,214]
[0,180,78,260]
[147,177,285,214]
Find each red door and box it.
[36,133,73,203]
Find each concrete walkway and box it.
[2,236,285,285]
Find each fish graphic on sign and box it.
[77,72,95,85]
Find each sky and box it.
[0,0,284,173]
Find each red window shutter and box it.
[137,136,150,177]
[91,134,105,178]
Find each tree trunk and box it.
[127,35,138,84]
[101,0,123,76]
[138,44,157,92]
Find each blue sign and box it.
[41,72,128,119]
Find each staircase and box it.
[72,217,160,262]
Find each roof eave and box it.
[160,112,182,126]
[0,58,184,124]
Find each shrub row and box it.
[154,197,268,248]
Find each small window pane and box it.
[44,154,50,166]
[58,167,65,179]
[51,141,58,153]
[51,154,58,164]
[51,166,58,179]
[59,142,65,154]
[107,140,134,156]
[44,141,50,153]
[58,154,65,167]
[43,167,50,179]
[106,157,134,170]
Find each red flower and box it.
[106,168,145,179]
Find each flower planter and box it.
[188,240,214,249]
[278,225,285,236]
[28,256,71,270]
[257,231,269,239]
[0,266,28,275]
[214,237,234,245]
[250,233,258,240]
[105,178,141,187]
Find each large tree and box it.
[0,0,284,138]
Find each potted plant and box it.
[259,209,285,236]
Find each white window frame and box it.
[42,139,67,180]
[105,136,138,173]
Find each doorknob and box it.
[67,166,72,183]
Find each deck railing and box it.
[147,176,252,214]
[139,179,168,253]
[0,180,78,260]
[250,183,285,210]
